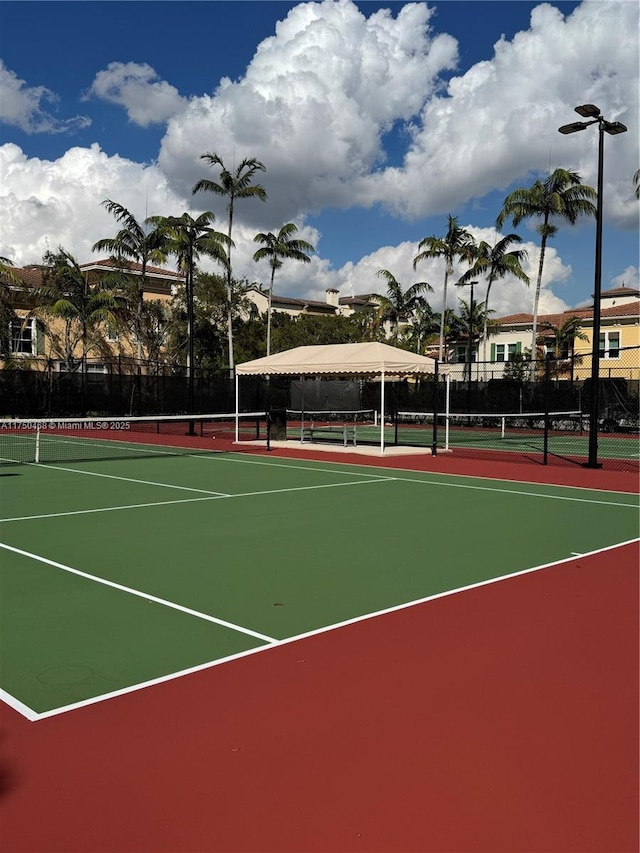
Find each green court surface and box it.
[1,450,638,716]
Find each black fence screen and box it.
[2,350,638,472]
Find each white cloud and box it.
[255,225,572,318]
[159,0,458,223]
[0,61,90,134]
[85,62,187,126]
[0,0,635,322]
[611,265,639,290]
[355,0,639,226]
[0,143,189,265]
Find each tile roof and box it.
[80,259,184,280]
[498,300,640,325]
[339,293,377,306]
[272,294,337,313]
[601,285,640,297]
[1,266,45,288]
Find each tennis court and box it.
[283,409,639,468]
[1,421,638,851]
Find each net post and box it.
[35,425,40,464]
[431,360,439,456]
[266,409,271,452]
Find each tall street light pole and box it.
[558,104,627,468]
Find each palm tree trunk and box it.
[226,207,234,377]
[266,266,276,357]
[137,259,146,363]
[530,233,547,379]
[438,268,450,362]
[482,278,493,381]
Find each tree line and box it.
[2,154,611,375]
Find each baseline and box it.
[0,542,276,645]
[21,536,639,722]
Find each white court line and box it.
[26,450,640,509]
[393,476,639,508]
[0,541,277,645]
[0,688,38,721]
[16,536,638,722]
[0,477,396,523]
[11,450,639,511]
[215,450,640,497]
[21,460,231,496]
[207,453,640,505]
[0,495,222,524]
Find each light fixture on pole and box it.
[558,104,627,468]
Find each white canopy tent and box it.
[235,342,446,452]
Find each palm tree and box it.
[539,316,588,382]
[253,223,315,356]
[431,308,463,361]
[0,257,20,357]
[496,168,596,375]
[455,296,496,382]
[405,300,439,354]
[458,234,529,375]
[413,215,476,361]
[37,248,127,370]
[148,212,229,381]
[92,199,169,361]
[192,154,267,373]
[372,269,433,342]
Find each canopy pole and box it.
[380,371,385,454]
[234,373,239,443]
[445,373,451,451]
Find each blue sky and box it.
[1,0,638,321]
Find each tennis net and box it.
[0,412,267,465]
[396,410,585,450]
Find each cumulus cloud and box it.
[355,0,639,226]
[233,223,572,319]
[159,0,458,223]
[0,0,635,321]
[318,226,571,319]
[0,61,90,134]
[85,61,187,126]
[0,142,189,265]
[611,265,640,290]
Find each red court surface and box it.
[1,449,638,853]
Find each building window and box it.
[599,331,620,359]
[492,342,520,362]
[544,342,570,359]
[10,318,36,354]
[455,345,476,363]
[105,323,119,343]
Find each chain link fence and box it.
[1,349,638,472]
